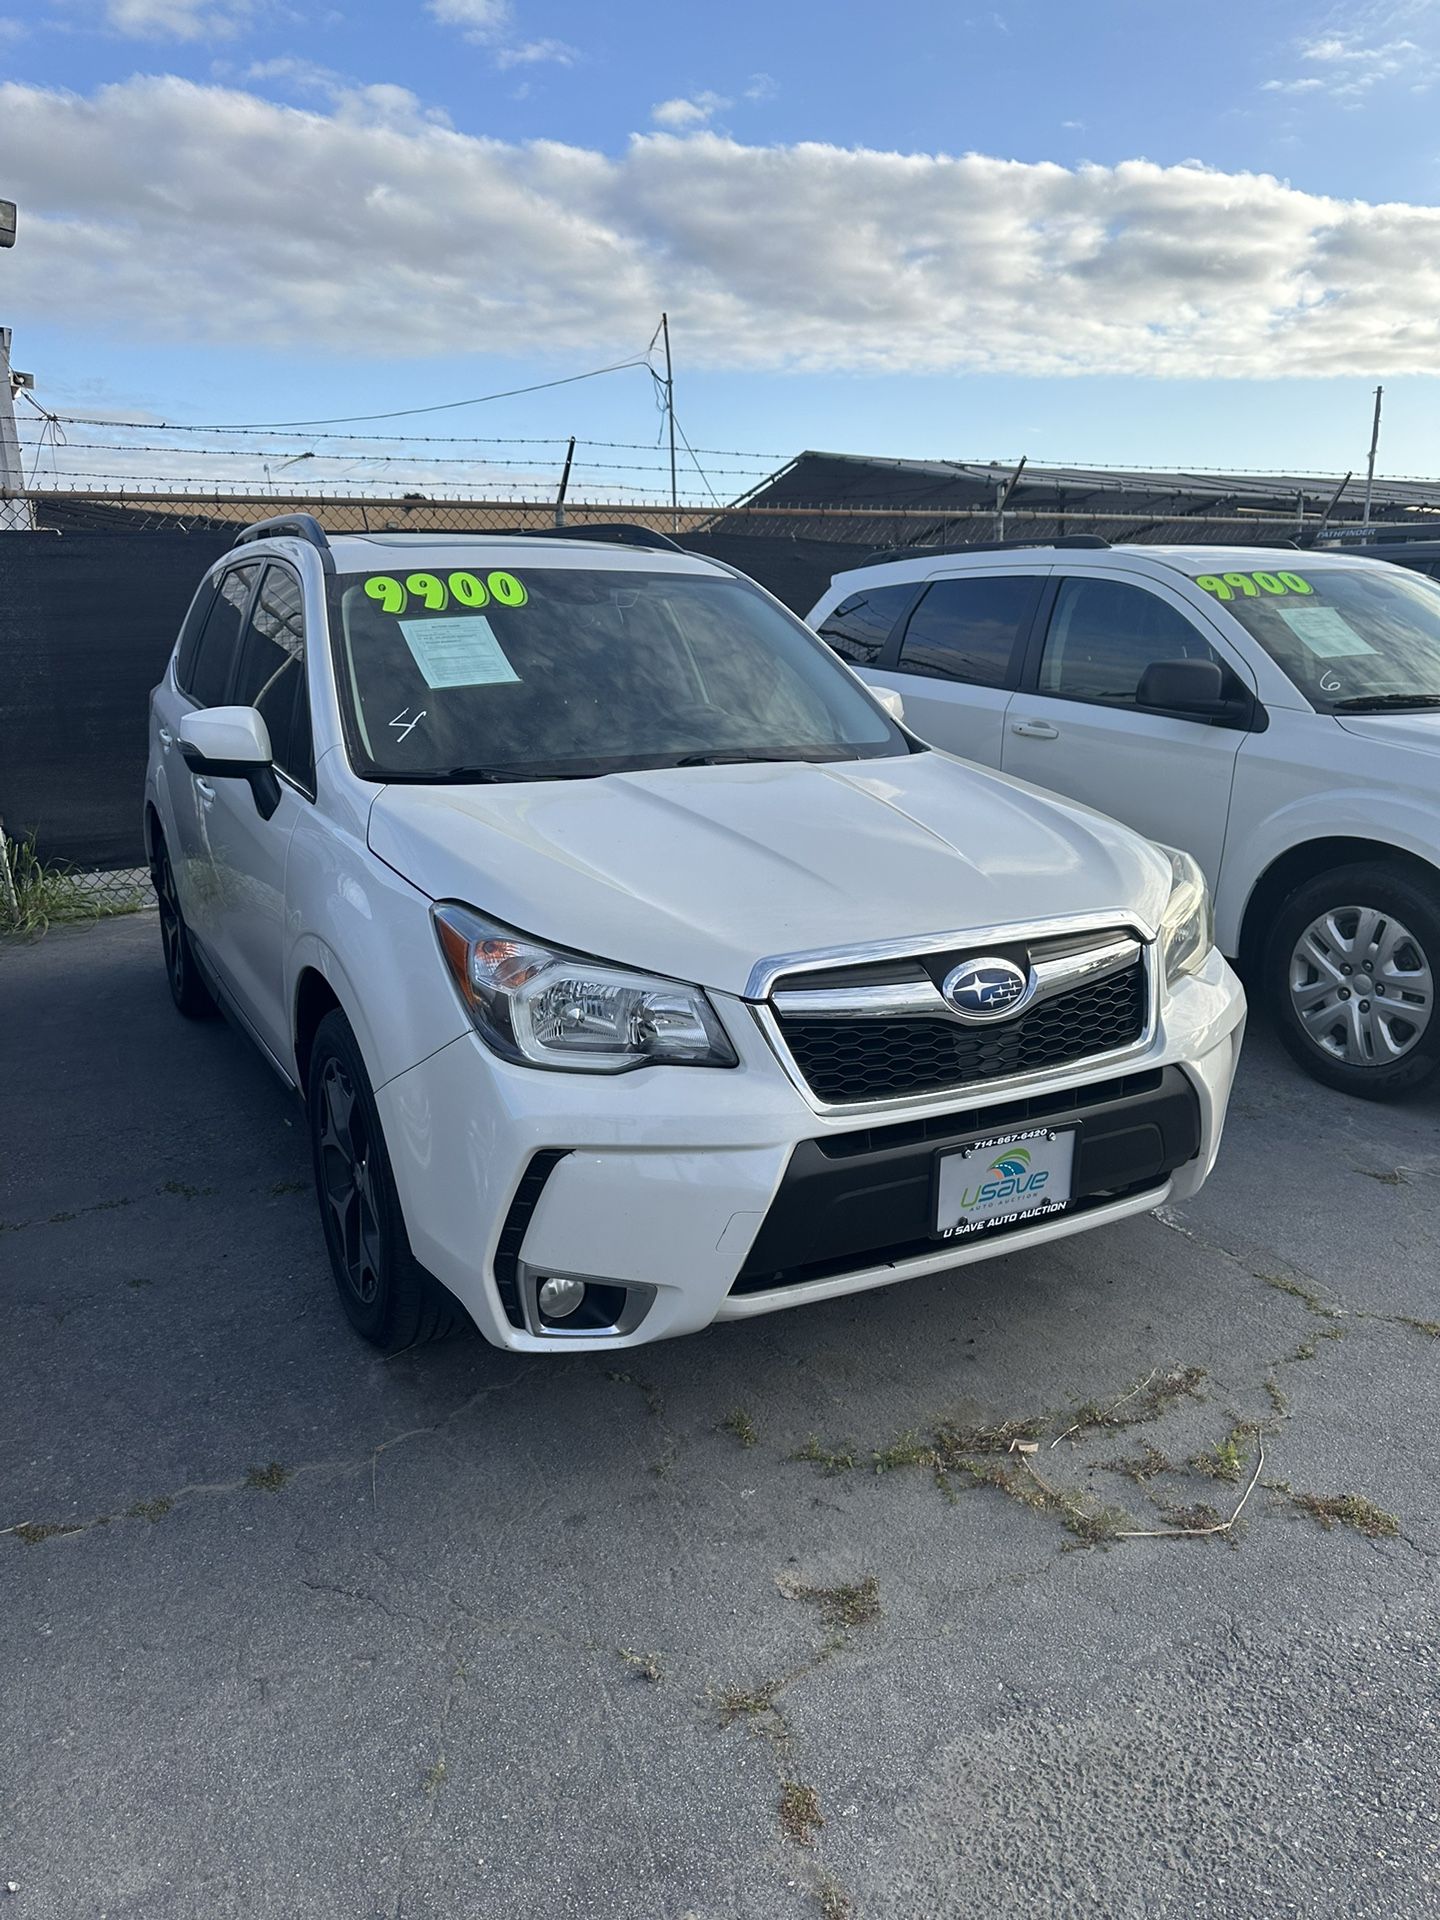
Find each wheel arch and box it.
[293,966,345,1098]
[1237,837,1440,972]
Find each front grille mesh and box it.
[776,962,1146,1105]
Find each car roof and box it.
[227,528,730,580]
[826,541,1396,593]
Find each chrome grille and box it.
[767,929,1150,1107]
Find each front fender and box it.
[284,779,469,1090]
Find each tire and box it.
[150,832,216,1020]
[306,1009,462,1352]
[1264,862,1440,1100]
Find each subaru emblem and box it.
[941,955,1035,1024]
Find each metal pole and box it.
[661,312,677,533]
[995,455,1026,541]
[1362,385,1383,530]
[554,435,575,528]
[0,327,35,532]
[1315,470,1353,543]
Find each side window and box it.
[187,565,259,709]
[1039,578,1222,707]
[231,564,313,789]
[174,579,217,695]
[896,574,1040,687]
[815,583,917,665]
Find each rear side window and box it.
[187,565,258,709]
[174,580,217,694]
[231,564,314,789]
[897,575,1040,687]
[1039,578,1221,706]
[815,583,916,664]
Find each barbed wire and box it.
[13,438,776,477]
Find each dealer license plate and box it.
[934,1127,1076,1241]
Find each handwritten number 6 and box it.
[364,575,405,615]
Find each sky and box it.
[2,0,1440,500]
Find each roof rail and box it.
[233,513,334,572]
[848,533,1111,571]
[521,522,687,554]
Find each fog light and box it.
[537,1275,587,1320]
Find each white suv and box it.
[810,542,1440,1100]
[144,516,1243,1354]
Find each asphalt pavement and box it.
[3,914,1438,1920]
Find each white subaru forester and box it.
[144,516,1244,1354]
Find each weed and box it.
[269,1179,308,1196]
[933,1416,1045,1455]
[1192,1425,1254,1483]
[244,1462,291,1493]
[125,1276,153,1291]
[1096,1441,1172,1483]
[721,1408,758,1449]
[1154,1499,1224,1532]
[1258,1271,1340,1319]
[1265,1377,1291,1417]
[792,1436,857,1476]
[1292,1338,1319,1362]
[1397,1318,1440,1340]
[161,1179,216,1201]
[618,1648,664,1684]
[11,1521,83,1547]
[605,1370,663,1418]
[816,1872,855,1920]
[714,1681,782,1727]
[1063,1367,1206,1437]
[779,1781,824,1847]
[1356,1166,1408,1186]
[1286,1490,1400,1539]
[781,1574,881,1631]
[126,1496,172,1523]
[1,833,145,935]
[421,1758,447,1795]
[872,1431,934,1473]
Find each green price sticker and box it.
[1195,571,1313,602]
[362,570,528,616]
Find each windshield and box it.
[326,563,908,780]
[1193,564,1440,712]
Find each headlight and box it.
[432,902,738,1073]
[1158,847,1214,985]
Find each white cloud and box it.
[743,73,777,104]
[1262,1,1440,101]
[426,0,576,64]
[101,0,253,38]
[3,76,1440,381]
[0,14,29,38]
[651,90,730,129]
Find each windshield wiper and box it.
[1329,694,1440,713]
[668,748,843,768]
[396,765,601,783]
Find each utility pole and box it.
[0,326,34,532]
[661,311,677,533]
[1362,384,1383,531]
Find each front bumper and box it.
[376,945,1245,1352]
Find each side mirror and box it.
[1136,659,1230,718]
[179,707,281,819]
[873,685,906,724]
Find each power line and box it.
[49,354,659,433]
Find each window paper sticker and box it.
[1275,605,1378,660]
[398,614,521,689]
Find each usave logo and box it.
[956,1145,1051,1210]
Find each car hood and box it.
[1334,711,1440,754]
[366,751,1172,997]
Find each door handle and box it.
[194,777,216,804]
[1010,719,1059,740]
[158,726,173,748]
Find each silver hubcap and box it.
[316,1059,383,1304]
[1288,904,1433,1068]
